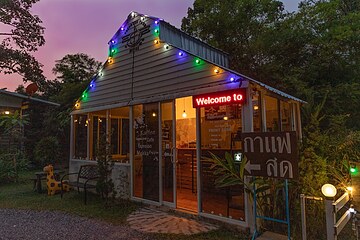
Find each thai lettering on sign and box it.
[241,131,299,179]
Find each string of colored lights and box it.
[74,13,242,109]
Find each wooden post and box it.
[300,194,307,240]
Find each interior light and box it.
[164,44,169,50]
[214,68,219,74]
[182,110,187,118]
[223,116,228,120]
[154,39,159,44]
[4,111,10,115]
[254,105,259,110]
[178,51,184,56]
[152,112,156,117]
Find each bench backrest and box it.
[78,165,99,180]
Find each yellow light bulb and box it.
[182,111,187,118]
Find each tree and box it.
[181,0,286,83]
[0,0,45,86]
[52,53,102,84]
[31,53,101,165]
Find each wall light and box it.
[195,59,201,64]
[152,112,156,117]
[75,102,80,108]
[230,77,235,82]
[154,39,159,44]
[164,44,169,50]
[120,27,125,31]
[4,111,10,115]
[155,20,159,24]
[214,68,220,74]
[154,29,159,34]
[178,51,184,56]
[107,57,114,64]
[254,105,259,110]
[223,116,228,120]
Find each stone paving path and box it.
[127,208,218,235]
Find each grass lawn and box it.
[0,170,249,240]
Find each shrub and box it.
[34,136,61,167]
[0,152,28,183]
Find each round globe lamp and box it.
[321,184,337,198]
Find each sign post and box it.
[242,131,299,240]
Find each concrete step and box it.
[256,231,289,240]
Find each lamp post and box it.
[321,184,337,240]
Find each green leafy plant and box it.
[96,134,116,203]
[34,136,61,167]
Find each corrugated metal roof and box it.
[0,89,60,106]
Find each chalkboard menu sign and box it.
[134,103,159,201]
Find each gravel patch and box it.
[0,209,149,240]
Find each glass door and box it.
[161,101,176,206]
[175,97,198,212]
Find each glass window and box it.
[133,103,159,202]
[91,115,106,158]
[280,101,292,131]
[110,119,119,154]
[200,104,245,221]
[264,95,280,132]
[252,90,261,132]
[121,119,130,156]
[74,114,88,159]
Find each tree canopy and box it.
[0,0,45,86]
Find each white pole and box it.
[325,198,335,240]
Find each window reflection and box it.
[200,104,245,221]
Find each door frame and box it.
[161,100,177,208]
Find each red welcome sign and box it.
[192,88,246,108]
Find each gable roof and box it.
[72,11,304,114]
[0,89,60,106]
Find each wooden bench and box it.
[60,164,99,204]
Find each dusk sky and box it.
[0,0,301,91]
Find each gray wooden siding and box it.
[79,15,236,111]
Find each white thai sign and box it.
[241,131,299,179]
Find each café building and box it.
[70,12,304,227]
